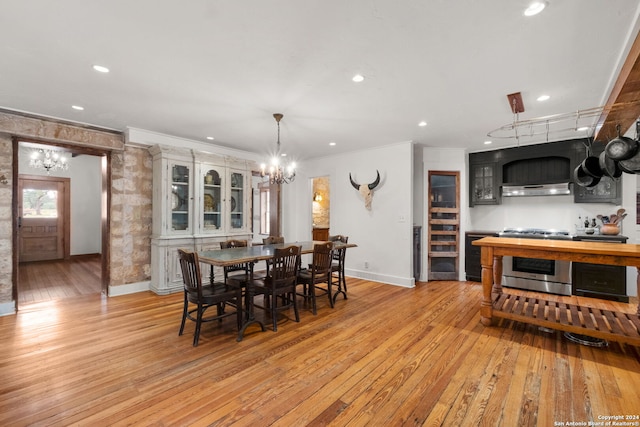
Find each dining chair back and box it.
[329,235,349,302]
[220,239,250,285]
[251,245,302,331]
[262,236,285,276]
[177,249,242,346]
[297,241,334,315]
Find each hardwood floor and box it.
[18,255,102,304]
[1,279,639,426]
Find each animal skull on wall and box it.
[349,170,381,210]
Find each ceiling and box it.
[1,1,640,161]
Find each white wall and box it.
[19,148,102,255]
[283,142,415,287]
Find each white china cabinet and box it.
[149,145,253,294]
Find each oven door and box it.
[502,255,572,295]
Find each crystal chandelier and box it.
[29,149,69,174]
[260,113,296,184]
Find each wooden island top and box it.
[473,237,640,346]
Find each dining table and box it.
[198,240,357,341]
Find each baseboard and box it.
[0,301,16,316]
[345,269,415,288]
[108,280,151,297]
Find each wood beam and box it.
[594,29,640,142]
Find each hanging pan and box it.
[617,121,640,173]
[598,151,622,179]
[605,124,638,160]
[573,164,600,187]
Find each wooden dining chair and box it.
[297,242,334,315]
[329,235,349,302]
[177,249,243,346]
[219,239,250,286]
[262,236,285,277]
[251,245,301,331]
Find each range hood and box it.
[502,182,572,197]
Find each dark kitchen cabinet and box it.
[572,235,628,302]
[572,263,627,302]
[469,162,499,206]
[465,231,497,281]
[573,176,621,204]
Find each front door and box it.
[18,175,70,262]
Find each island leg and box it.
[493,255,503,295]
[637,267,640,316]
[480,246,496,326]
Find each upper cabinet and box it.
[150,145,253,237]
[470,162,499,206]
[469,138,621,206]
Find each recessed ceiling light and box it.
[524,1,547,16]
[329,141,336,146]
[484,140,492,145]
[281,153,287,157]
[352,74,364,83]
[537,94,550,102]
[206,136,214,140]
[418,121,427,127]
[577,126,590,132]
[72,105,84,111]
[93,64,110,73]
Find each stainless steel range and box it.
[497,228,573,296]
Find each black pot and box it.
[574,164,601,187]
[581,155,603,178]
[599,151,622,179]
[605,125,638,160]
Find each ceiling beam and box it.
[594,30,640,142]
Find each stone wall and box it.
[0,112,153,310]
[0,134,13,304]
[109,146,153,286]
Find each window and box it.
[259,184,270,234]
[22,189,58,218]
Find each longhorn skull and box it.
[350,170,381,210]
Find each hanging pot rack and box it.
[487,99,640,144]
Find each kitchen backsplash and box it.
[468,194,627,235]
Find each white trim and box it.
[108,280,151,297]
[345,270,415,288]
[0,301,16,316]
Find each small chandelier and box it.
[29,149,69,174]
[260,113,296,184]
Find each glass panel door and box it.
[203,167,222,232]
[171,164,190,232]
[428,171,460,280]
[229,171,244,230]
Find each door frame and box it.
[18,173,71,261]
[12,137,112,307]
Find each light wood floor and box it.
[1,278,639,426]
[18,255,102,305]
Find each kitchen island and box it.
[473,237,640,346]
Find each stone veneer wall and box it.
[312,176,330,228]
[0,134,12,305]
[0,111,152,310]
[109,146,153,286]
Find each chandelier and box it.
[29,149,69,174]
[260,113,296,184]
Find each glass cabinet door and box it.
[171,164,190,232]
[229,171,245,230]
[202,167,223,232]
